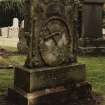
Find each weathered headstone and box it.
[1,27,9,38]
[8,0,92,105]
[79,0,105,55]
[1,18,19,38]
[13,18,19,27]
[9,18,19,38]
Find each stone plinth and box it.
[79,0,105,55]
[84,0,105,3]
[8,64,86,105]
[8,87,67,105]
[14,64,85,92]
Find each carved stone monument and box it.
[79,0,105,55]
[8,0,92,105]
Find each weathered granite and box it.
[8,82,92,105]
[14,64,86,92]
[24,0,79,67]
[79,0,105,55]
[84,0,105,3]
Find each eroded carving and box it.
[25,0,79,68]
[39,17,71,66]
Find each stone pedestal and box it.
[79,0,105,55]
[8,64,87,105]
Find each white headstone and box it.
[8,17,19,39]
[13,18,19,28]
[103,28,105,35]
[1,27,9,38]
[9,27,19,39]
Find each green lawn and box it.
[0,46,17,52]
[0,55,26,95]
[0,46,26,95]
[0,55,105,98]
[0,69,13,95]
[0,55,26,66]
[78,56,105,95]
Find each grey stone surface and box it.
[24,0,78,67]
[14,64,86,92]
[8,87,67,105]
[79,1,105,55]
[84,0,105,3]
[82,4,102,38]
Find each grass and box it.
[78,56,105,95]
[0,45,26,95]
[0,69,13,95]
[0,48,105,97]
[0,46,26,66]
[0,54,26,95]
[0,55,26,66]
[0,46,17,52]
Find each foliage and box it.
[0,0,24,27]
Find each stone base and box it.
[14,64,86,92]
[8,87,66,105]
[8,82,93,105]
[79,38,105,55]
[8,64,87,105]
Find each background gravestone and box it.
[8,0,92,105]
[9,18,19,39]
[79,0,105,55]
[0,18,19,48]
[0,18,19,38]
[13,18,19,28]
[0,27,9,38]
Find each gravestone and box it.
[8,0,92,105]
[1,18,19,38]
[9,18,19,39]
[79,0,105,55]
[12,18,19,28]
[1,27,9,38]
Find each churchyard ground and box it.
[0,46,105,104]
